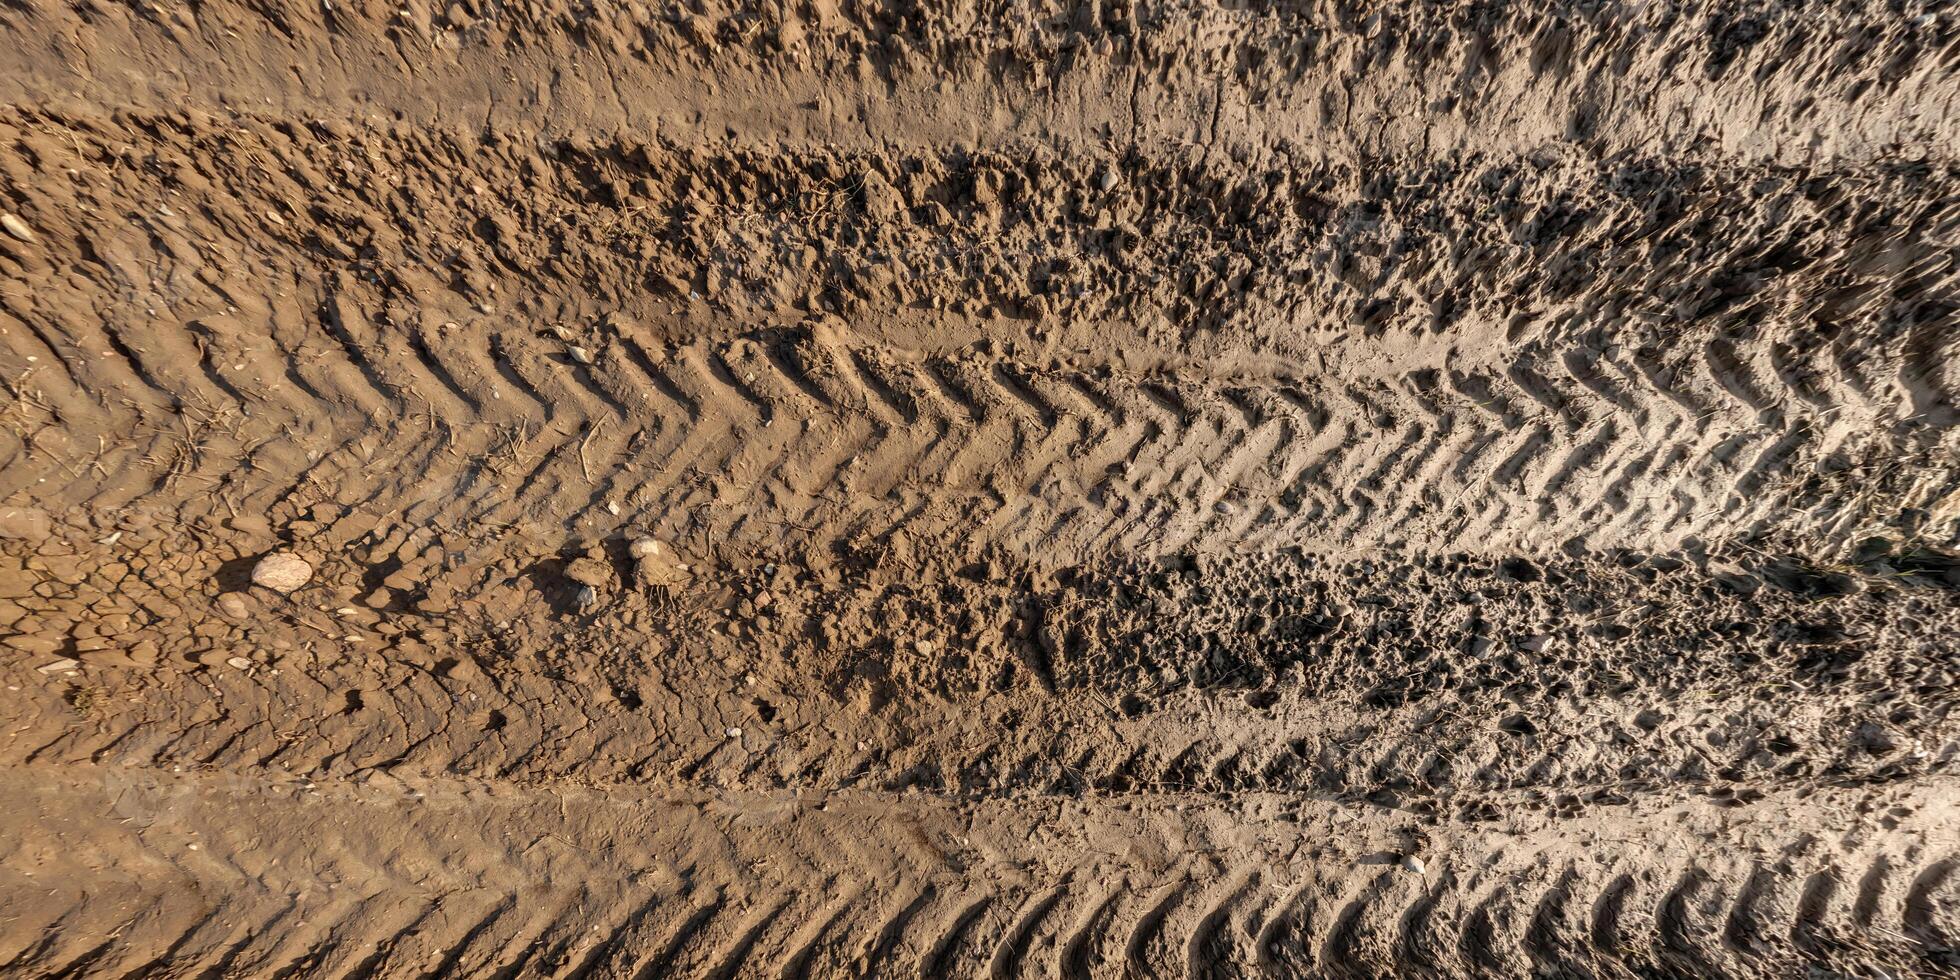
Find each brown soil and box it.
[1,1,1958,977]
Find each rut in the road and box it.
[2,771,1955,980]
[2,109,1956,565]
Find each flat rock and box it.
[251,553,314,593]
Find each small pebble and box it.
[1,213,34,242]
[226,656,254,670]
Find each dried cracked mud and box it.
[1,1,1958,977]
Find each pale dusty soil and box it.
[0,1,1957,977]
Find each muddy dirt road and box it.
[1,1,1957,976]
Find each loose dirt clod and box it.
[564,557,611,588]
[630,538,691,587]
[0,507,51,542]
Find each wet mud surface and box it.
[1,0,1957,976]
